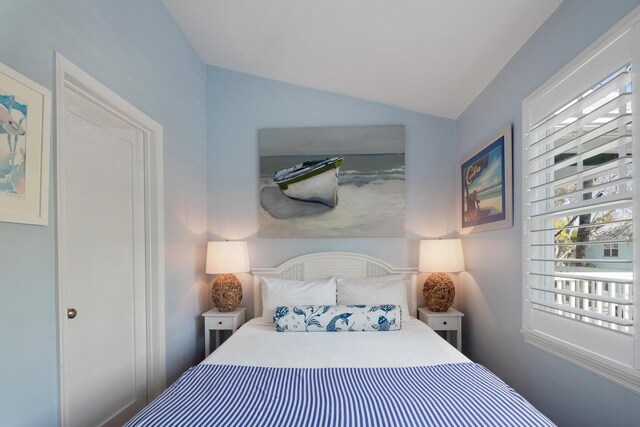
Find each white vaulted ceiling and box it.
[162,0,562,119]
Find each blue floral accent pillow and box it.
[273,304,402,332]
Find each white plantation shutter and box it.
[522,12,640,392]
[526,63,633,332]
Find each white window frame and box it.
[521,6,640,393]
[604,243,619,257]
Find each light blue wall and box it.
[455,1,640,426]
[0,1,208,426]
[206,66,457,318]
[6,1,639,426]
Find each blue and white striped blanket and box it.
[126,363,555,427]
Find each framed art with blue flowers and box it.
[0,62,51,225]
[460,124,513,233]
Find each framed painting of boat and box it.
[259,125,405,237]
[0,62,51,225]
[460,124,512,234]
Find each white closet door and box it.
[59,87,147,427]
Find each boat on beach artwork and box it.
[259,125,405,238]
[273,156,344,208]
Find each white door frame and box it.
[54,53,166,426]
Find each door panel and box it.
[60,88,147,427]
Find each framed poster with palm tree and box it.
[460,125,513,233]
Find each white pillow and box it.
[260,277,337,323]
[336,276,410,318]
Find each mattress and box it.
[203,317,469,368]
[126,317,556,426]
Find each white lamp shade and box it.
[206,241,250,274]
[419,239,465,273]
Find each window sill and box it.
[522,329,640,395]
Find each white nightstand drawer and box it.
[202,307,246,357]
[418,307,463,351]
[428,316,458,331]
[206,316,233,330]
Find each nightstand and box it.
[417,307,464,351]
[202,307,246,357]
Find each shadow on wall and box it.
[456,271,495,358]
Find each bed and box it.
[126,252,554,426]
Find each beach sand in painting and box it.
[476,195,502,215]
[260,178,405,237]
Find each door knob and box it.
[67,308,77,319]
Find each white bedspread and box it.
[128,317,556,426]
[203,317,469,368]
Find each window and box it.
[603,243,619,257]
[522,9,639,392]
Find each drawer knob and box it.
[218,321,223,325]
[443,321,447,325]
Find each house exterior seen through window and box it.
[603,243,619,257]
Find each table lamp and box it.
[419,239,465,312]
[206,241,250,312]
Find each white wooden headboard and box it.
[252,252,418,318]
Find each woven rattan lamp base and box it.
[211,273,243,312]
[423,272,455,312]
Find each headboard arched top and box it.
[251,252,418,318]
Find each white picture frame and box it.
[0,62,52,225]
